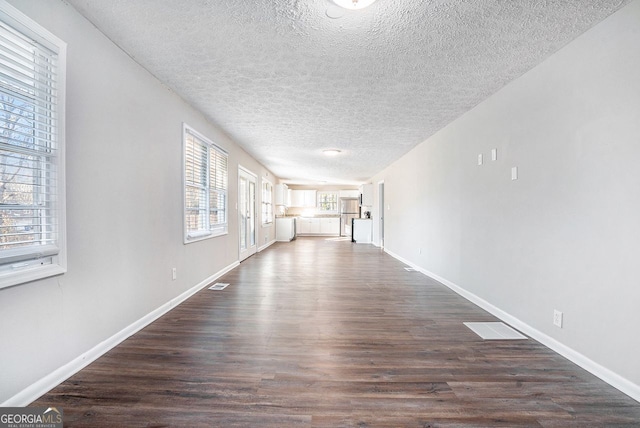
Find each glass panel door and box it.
[249,181,256,247]
[239,175,247,252]
[238,168,257,261]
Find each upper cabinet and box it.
[275,183,289,206]
[359,184,373,206]
[339,189,359,198]
[290,189,317,208]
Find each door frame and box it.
[378,180,385,249]
[238,166,258,262]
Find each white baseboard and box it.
[258,239,276,252]
[384,248,640,403]
[1,261,240,407]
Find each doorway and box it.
[238,167,257,262]
[378,181,385,248]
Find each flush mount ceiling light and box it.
[332,0,377,10]
[323,149,342,156]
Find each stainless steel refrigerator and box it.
[339,198,360,237]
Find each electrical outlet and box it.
[553,310,563,328]
[172,268,177,280]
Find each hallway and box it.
[34,238,640,426]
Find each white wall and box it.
[0,0,275,403]
[371,0,640,399]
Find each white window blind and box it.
[0,3,66,288]
[184,124,228,242]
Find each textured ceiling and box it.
[65,0,629,185]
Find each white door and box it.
[239,167,257,262]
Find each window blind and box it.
[184,125,227,241]
[0,15,60,266]
[209,146,227,227]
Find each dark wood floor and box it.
[33,237,640,427]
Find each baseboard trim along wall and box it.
[1,261,240,407]
[384,248,640,404]
[258,239,276,253]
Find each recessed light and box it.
[326,6,345,19]
[323,149,342,156]
[332,0,377,10]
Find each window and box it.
[317,191,338,213]
[262,179,273,225]
[0,3,66,289]
[183,124,228,242]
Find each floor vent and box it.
[464,322,526,340]
[208,283,229,291]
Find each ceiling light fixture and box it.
[323,149,342,156]
[332,0,377,10]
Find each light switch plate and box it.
[491,148,497,161]
[511,167,518,180]
[478,154,483,165]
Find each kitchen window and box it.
[262,179,273,225]
[0,3,67,289]
[317,191,338,213]
[183,124,228,242]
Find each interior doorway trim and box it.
[378,180,385,249]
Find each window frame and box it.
[0,2,67,290]
[261,178,273,226]
[317,191,339,213]
[183,123,228,243]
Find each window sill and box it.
[0,263,66,290]
[184,228,228,244]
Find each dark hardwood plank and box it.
[32,237,640,427]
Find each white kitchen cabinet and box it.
[297,217,320,234]
[339,189,359,198]
[290,190,304,207]
[297,217,339,236]
[359,184,373,207]
[319,217,340,235]
[275,184,289,206]
[290,189,317,207]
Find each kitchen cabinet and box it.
[297,217,340,236]
[319,217,340,235]
[297,217,320,234]
[290,189,317,208]
[275,217,296,241]
[339,189,359,198]
[290,190,303,208]
[359,184,373,207]
[275,184,289,206]
[353,218,372,243]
